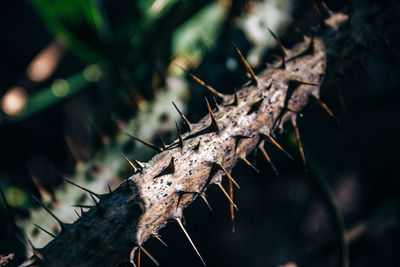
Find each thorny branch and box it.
[20,2,399,267]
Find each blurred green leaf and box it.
[172,2,227,60]
[30,0,108,62]
[10,68,97,120]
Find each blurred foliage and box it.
[171,2,226,60]
[13,70,91,120]
[7,0,232,122]
[31,0,110,62]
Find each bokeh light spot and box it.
[1,86,27,116]
[51,79,70,97]
[27,41,63,82]
[83,64,102,82]
[5,186,28,207]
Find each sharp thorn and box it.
[89,192,102,212]
[285,107,303,117]
[258,144,279,175]
[74,209,81,218]
[154,157,175,178]
[247,98,264,115]
[226,89,239,106]
[215,162,240,189]
[239,157,260,173]
[177,64,224,99]
[291,118,307,172]
[32,196,65,231]
[200,193,213,211]
[153,234,168,247]
[289,79,319,87]
[172,101,192,132]
[202,163,219,192]
[129,247,138,267]
[175,121,184,149]
[138,246,141,267]
[121,153,138,173]
[137,243,160,266]
[160,137,167,150]
[267,28,287,68]
[80,206,84,215]
[312,3,324,21]
[233,135,251,153]
[267,28,287,54]
[260,132,294,160]
[204,97,220,132]
[108,184,112,194]
[176,218,206,266]
[228,179,235,233]
[320,1,333,16]
[33,223,56,238]
[177,191,210,211]
[31,176,50,201]
[71,204,93,209]
[189,73,224,99]
[64,179,102,199]
[233,89,239,105]
[212,97,220,112]
[312,94,341,123]
[125,132,163,152]
[193,141,201,151]
[216,183,238,211]
[132,159,145,171]
[231,41,258,85]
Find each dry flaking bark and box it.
[22,2,399,267]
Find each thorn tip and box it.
[125,132,163,152]
[121,153,138,173]
[216,183,238,211]
[176,218,206,266]
[172,101,192,132]
[175,121,184,149]
[205,97,220,132]
[231,41,259,85]
[32,195,65,231]
[215,162,240,189]
[154,157,175,178]
[260,133,294,160]
[239,157,260,173]
[177,64,224,99]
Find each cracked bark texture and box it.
[23,2,399,267]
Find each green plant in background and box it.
[31,0,111,62]
[10,0,226,121]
